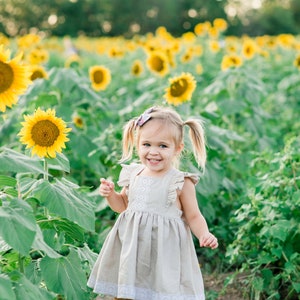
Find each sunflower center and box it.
[152,56,164,72]
[31,120,60,147]
[93,70,104,84]
[0,61,14,93]
[170,79,188,97]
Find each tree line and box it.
[0,0,300,38]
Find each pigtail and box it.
[184,119,207,170]
[119,118,136,163]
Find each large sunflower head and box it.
[18,108,72,158]
[0,45,32,112]
[89,65,111,91]
[163,72,197,106]
[146,50,169,76]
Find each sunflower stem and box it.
[43,159,48,181]
[18,253,24,273]
[43,159,50,218]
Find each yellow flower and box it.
[17,34,41,50]
[30,65,48,81]
[0,45,32,112]
[195,63,203,75]
[89,65,111,91]
[64,54,81,68]
[242,39,258,60]
[164,72,196,106]
[146,50,169,76]
[293,54,300,70]
[213,18,228,32]
[27,47,49,65]
[19,108,71,158]
[209,40,221,53]
[131,60,144,76]
[221,54,243,71]
[72,115,84,129]
[194,22,211,36]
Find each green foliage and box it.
[226,136,300,299]
[1,31,300,299]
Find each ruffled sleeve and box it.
[117,163,144,187]
[167,170,199,207]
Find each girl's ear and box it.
[176,143,184,155]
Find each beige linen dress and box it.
[87,163,205,300]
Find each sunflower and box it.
[0,45,32,113]
[146,50,169,76]
[30,65,48,81]
[221,54,243,71]
[19,108,71,158]
[72,115,84,129]
[213,18,228,32]
[242,39,258,60]
[64,54,82,68]
[164,72,196,106]
[293,54,300,70]
[89,65,111,91]
[27,47,49,65]
[131,60,144,76]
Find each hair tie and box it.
[135,107,154,128]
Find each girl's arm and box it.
[99,178,128,213]
[179,178,218,249]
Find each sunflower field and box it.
[0,19,300,300]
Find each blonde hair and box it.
[120,106,206,170]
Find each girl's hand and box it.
[200,232,218,249]
[99,178,115,197]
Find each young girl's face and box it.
[137,119,183,176]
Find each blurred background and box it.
[1,0,300,38]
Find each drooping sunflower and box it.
[146,50,169,76]
[19,108,71,158]
[0,45,32,112]
[30,65,48,81]
[163,72,196,106]
[89,65,111,91]
[221,54,243,71]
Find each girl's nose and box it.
[149,147,159,155]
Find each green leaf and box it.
[40,249,88,300]
[75,243,98,269]
[252,276,264,292]
[292,281,300,293]
[0,176,17,188]
[33,179,95,231]
[0,148,44,175]
[46,153,70,173]
[0,274,16,300]
[0,199,36,255]
[269,220,291,241]
[12,271,54,300]
[32,226,61,258]
[38,217,85,242]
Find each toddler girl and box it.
[87,106,218,300]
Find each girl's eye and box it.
[160,144,167,148]
[143,143,150,147]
